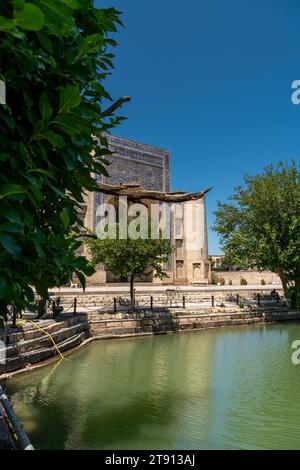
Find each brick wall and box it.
[212,270,281,286]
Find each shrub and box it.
[228,280,233,285]
[240,278,248,285]
[211,272,217,285]
[261,279,266,285]
[0,2,122,320]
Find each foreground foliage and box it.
[0,1,122,323]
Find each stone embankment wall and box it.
[0,315,89,374]
[53,286,283,310]
[2,301,299,377]
[87,309,264,338]
[212,270,281,286]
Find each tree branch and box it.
[102,96,131,117]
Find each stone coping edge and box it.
[0,318,267,381]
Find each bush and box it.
[287,287,300,309]
[211,272,217,285]
[239,303,245,309]
[220,278,226,286]
[0,2,122,320]
[228,280,233,285]
[240,278,248,285]
[261,279,266,285]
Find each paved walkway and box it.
[68,299,287,314]
[50,284,283,294]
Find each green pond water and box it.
[5,323,300,450]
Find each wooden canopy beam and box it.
[95,182,212,203]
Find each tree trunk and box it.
[130,276,135,311]
[278,270,289,299]
[277,270,300,308]
[294,268,300,290]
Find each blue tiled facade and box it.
[94,134,171,229]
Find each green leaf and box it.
[77,34,104,59]
[0,16,16,32]
[0,207,21,223]
[63,0,80,8]
[13,0,25,11]
[39,130,65,148]
[59,85,81,113]
[0,222,24,233]
[0,278,9,297]
[74,269,86,289]
[0,184,27,200]
[14,3,45,31]
[0,153,10,162]
[36,31,53,53]
[60,210,70,228]
[53,114,81,135]
[37,0,74,37]
[27,168,53,177]
[39,92,53,123]
[0,234,21,255]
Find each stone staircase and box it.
[0,315,89,374]
[1,305,299,377]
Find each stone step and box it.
[4,321,89,358]
[0,314,86,345]
[0,331,88,374]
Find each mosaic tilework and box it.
[94,134,171,229]
[105,134,171,192]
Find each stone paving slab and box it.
[49,284,283,294]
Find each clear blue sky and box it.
[97,0,300,254]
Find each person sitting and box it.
[271,289,280,301]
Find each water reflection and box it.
[7,323,300,450]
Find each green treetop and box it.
[0,1,123,323]
[87,224,174,310]
[213,161,300,307]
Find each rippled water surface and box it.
[6,323,300,449]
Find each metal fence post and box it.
[183,295,186,309]
[74,297,77,315]
[211,295,215,307]
[257,293,260,305]
[52,300,56,318]
[114,297,117,314]
[236,294,239,305]
[150,296,153,311]
[0,385,34,450]
[12,305,17,328]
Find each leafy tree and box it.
[87,224,174,310]
[213,161,300,307]
[0,1,123,323]
[210,254,235,271]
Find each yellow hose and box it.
[21,319,66,361]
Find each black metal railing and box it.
[0,384,34,450]
[2,290,287,328]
